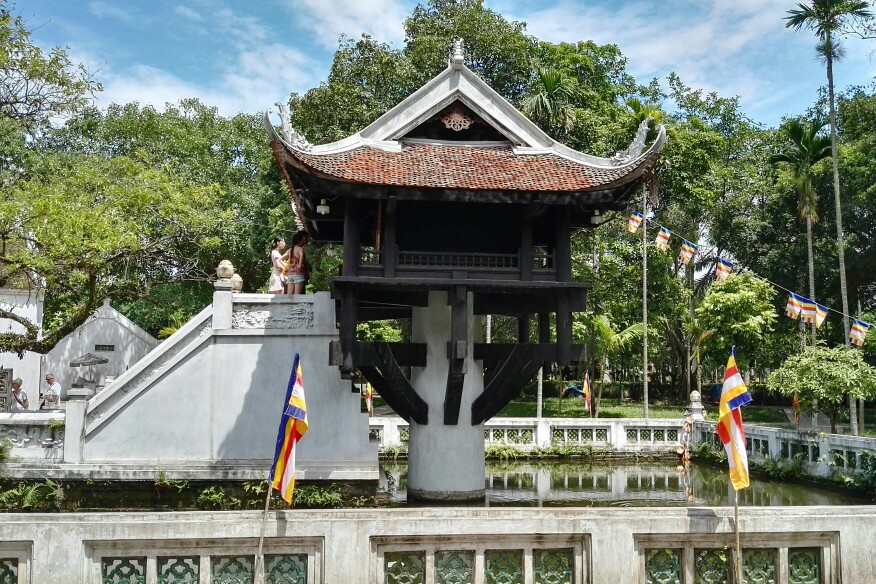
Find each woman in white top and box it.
[268,236,290,294]
[10,378,29,412]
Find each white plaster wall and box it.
[41,301,158,400]
[80,293,375,477]
[1,507,874,583]
[0,288,44,402]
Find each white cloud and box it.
[223,43,318,110]
[174,5,204,22]
[214,7,270,44]
[284,0,409,48]
[88,2,135,23]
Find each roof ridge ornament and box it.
[273,101,312,152]
[611,117,653,166]
[451,39,465,69]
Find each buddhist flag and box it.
[582,371,591,415]
[814,303,828,329]
[792,394,800,425]
[715,258,733,281]
[627,211,644,233]
[271,353,309,503]
[850,319,872,347]
[716,347,753,490]
[785,293,802,319]
[799,297,817,324]
[655,227,671,251]
[364,382,373,413]
[679,240,697,265]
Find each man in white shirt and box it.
[10,378,29,412]
[43,373,62,409]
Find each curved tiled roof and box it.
[283,142,652,192]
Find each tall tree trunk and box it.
[826,47,857,435]
[806,215,817,344]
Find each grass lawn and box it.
[497,397,790,425]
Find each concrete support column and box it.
[63,387,94,463]
[408,291,485,501]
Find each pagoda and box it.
[266,41,666,500]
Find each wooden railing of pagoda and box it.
[359,248,556,280]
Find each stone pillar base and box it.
[407,487,486,502]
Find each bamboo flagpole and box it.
[716,347,752,583]
[254,481,273,584]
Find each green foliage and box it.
[0,2,101,131]
[292,484,344,508]
[196,486,241,510]
[695,273,777,368]
[0,479,63,511]
[154,470,189,493]
[759,454,807,481]
[485,444,524,461]
[766,345,876,431]
[380,444,409,462]
[47,419,65,432]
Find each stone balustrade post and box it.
[535,419,552,448]
[212,280,234,330]
[63,387,94,463]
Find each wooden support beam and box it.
[520,216,533,282]
[473,343,586,362]
[359,344,428,425]
[517,315,530,343]
[343,196,360,277]
[444,284,468,425]
[538,313,551,343]
[471,344,543,425]
[330,341,427,367]
[557,292,571,365]
[554,206,571,282]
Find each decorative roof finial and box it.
[451,38,464,68]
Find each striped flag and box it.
[784,293,802,319]
[850,319,872,347]
[270,353,309,503]
[679,240,697,265]
[716,348,753,490]
[627,211,644,233]
[799,297,817,324]
[814,303,828,329]
[364,382,373,413]
[655,227,671,251]
[715,258,733,281]
[582,371,591,415]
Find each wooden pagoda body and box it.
[267,44,665,499]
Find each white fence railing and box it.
[370,416,685,452]
[694,421,876,476]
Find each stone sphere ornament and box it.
[216,260,235,280]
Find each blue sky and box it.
[21,0,876,127]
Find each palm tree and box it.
[522,66,578,136]
[786,0,871,434]
[589,314,645,418]
[769,118,832,344]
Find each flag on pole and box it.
[582,371,591,414]
[627,211,644,233]
[814,303,828,329]
[850,319,872,347]
[655,227,671,251]
[716,347,753,490]
[799,297,817,324]
[270,353,309,503]
[715,258,733,281]
[792,394,800,425]
[784,293,802,319]
[679,240,697,265]
[364,382,373,413]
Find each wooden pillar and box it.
[339,286,358,379]
[517,315,530,343]
[520,217,532,281]
[557,291,571,365]
[554,206,571,282]
[384,196,397,278]
[538,313,551,343]
[343,197,360,277]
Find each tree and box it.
[0,153,229,355]
[769,118,832,343]
[578,313,644,417]
[786,1,873,434]
[521,66,578,135]
[695,273,778,370]
[766,344,876,432]
[0,2,100,131]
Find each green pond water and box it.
[379,461,875,507]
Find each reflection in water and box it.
[379,461,875,507]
